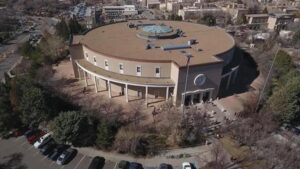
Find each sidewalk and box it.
[76,144,213,168]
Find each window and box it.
[136,66,141,76]
[155,67,160,77]
[85,53,89,61]
[104,60,109,70]
[119,63,124,74]
[93,57,97,66]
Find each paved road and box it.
[0,136,117,169]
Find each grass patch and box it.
[0,0,6,7]
[220,135,264,169]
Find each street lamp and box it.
[182,53,192,115]
[255,43,281,112]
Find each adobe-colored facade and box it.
[70,20,237,106]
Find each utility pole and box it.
[182,53,192,116]
[255,44,281,112]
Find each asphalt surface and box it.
[0,136,117,169]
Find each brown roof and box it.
[77,59,175,86]
[79,20,235,67]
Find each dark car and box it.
[88,156,105,169]
[40,140,56,156]
[56,148,77,165]
[48,144,70,161]
[24,129,38,138]
[129,162,143,169]
[159,163,172,169]
[116,160,130,169]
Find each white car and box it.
[182,162,192,169]
[33,132,52,148]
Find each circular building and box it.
[70,20,237,106]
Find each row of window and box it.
[86,54,161,77]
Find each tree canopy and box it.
[198,13,216,26]
[269,77,300,124]
[51,111,90,145]
[95,120,115,149]
[19,86,48,127]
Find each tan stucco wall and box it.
[69,45,84,78]
[83,46,172,78]
[175,62,224,105]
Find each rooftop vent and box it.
[161,44,191,51]
[188,39,197,45]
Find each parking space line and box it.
[60,165,65,169]
[114,162,118,169]
[14,136,24,142]
[74,155,86,169]
[49,161,55,167]
[33,151,39,156]
[40,155,48,161]
[20,141,27,146]
[26,145,33,151]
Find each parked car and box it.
[27,130,46,144]
[56,148,77,165]
[129,162,143,169]
[159,163,172,169]
[182,162,192,169]
[88,156,105,169]
[33,133,52,148]
[40,140,56,155]
[116,160,130,169]
[48,144,69,161]
[24,129,38,138]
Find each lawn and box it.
[0,0,6,7]
[220,135,264,169]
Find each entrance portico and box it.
[181,88,214,106]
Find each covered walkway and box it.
[75,59,175,105]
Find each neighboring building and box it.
[246,13,294,30]
[246,14,269,29]
[223,2,248,21]
[70,21,237,106]
[178,6,222,20]
[166,1,182,14]
[267,13,294,30]
[102,5,138,20]
[146,0,161,9]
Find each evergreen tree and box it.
[95,120,115,149]
[68,17,83,35]
[55,18,69,40]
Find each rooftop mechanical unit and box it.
[161,44,191,51]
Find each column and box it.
[209,90,213,102]
[125,84,128,102]
[94,76,98,93]
[166,87,169,101]
[108,80,112,98]
[226,73,232,90]
[233,68,239,84]
[83,71,88,87]
[145,86,148,105]
[77,67,82,80]
[200,92,204,104]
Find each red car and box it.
[27,130,46,144]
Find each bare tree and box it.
[210,143,228,169]
[257,139,300,169]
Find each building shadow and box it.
[1,153,27,169]
[218,48,259,98]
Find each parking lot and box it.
[0,136,116,169]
